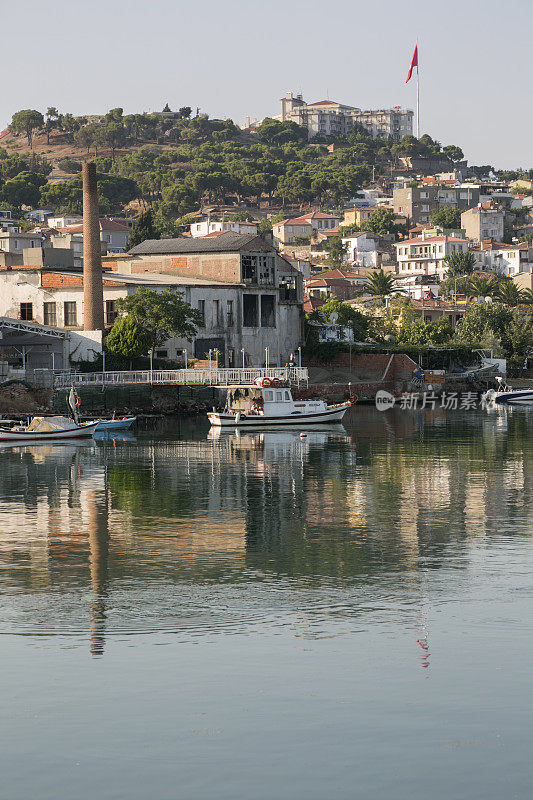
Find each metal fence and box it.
[53,366,308,389]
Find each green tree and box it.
[430,206,462,230]
[116,287,203,347]
[57,158,83,173]
[442,145,464,162]
[128,209,159,249]
[365,207,396,236]
[105,316,153,365]
[323,236,348,267]
[443,250,476,277]
[468,274,499,298]
[307,299,371,341]
[497,281,523,307]
[45,106,60,144]
[178,107,192,119]
[366,269,402,298]
[10,109,44,149]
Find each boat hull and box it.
[494,391,533,405]
[94,417,136,431]
[0,421,99,442]
[208,403,350,427]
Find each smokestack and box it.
[83,162,104,331]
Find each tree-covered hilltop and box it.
[1,104,476,221]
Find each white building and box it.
[278,93,413,141]
[341,232,379,267]
[273,212,341,247]
[47,214,83,229]
[395,234,470,280]
[190,220,258,238]
[474,241,533,277]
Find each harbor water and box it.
[0,405,532,799]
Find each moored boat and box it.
[207,378,352,428]
[0,416,99,442]
[94,416,137,432]
[483,378,533,406]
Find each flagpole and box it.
[416,61,420,138]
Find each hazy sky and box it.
[3,0,532,169]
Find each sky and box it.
[3,0,532,169]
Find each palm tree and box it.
[366,269,403,298]
[520,288,533,305]
[497,281,523,307]
[443,250,476,277]
[468,275,498,298]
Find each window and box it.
[226,300,234,326]
[156,350,168,359]
[260,295,275,327]
[243,294,258,327]
[276,391,283,401]
[242,255,258,283]
[20,302,33,321]
[214,299,220,326]
[105,300,118,326]
[284,391,290,401]
[265,390,274,401]
[64,301,77,326]
[198,299,205,326]
[43,302,56,326]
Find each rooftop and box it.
[128,232,272,255]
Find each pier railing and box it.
[53,366,309,389]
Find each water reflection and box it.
[0,407,531,655]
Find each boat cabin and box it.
[225,385,327,416]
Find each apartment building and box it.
[461,205,505,243]
[393,185,480,224]
[474,240,533,277]
[278,93,413,141]
[395,234,470,280]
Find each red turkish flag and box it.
[406,45,418,83]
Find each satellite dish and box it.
[484,296,493,304]
[318,312,326,320]
[330,312,339,323]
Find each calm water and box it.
[0,406,532,800]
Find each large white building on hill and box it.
[277,93,413,141]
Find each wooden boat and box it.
[0,416,99,442]
[208,379,352,428]
[94,416,137,432]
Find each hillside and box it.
[1,108,468,229]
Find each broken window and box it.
[258,256,275,285]
[198,299,205,327]
[242,255,258,284]
[243,294,258,327]
[260,295,275,327]
[20,303,33,321]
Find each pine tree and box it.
[128,209,159,249]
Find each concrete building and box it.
[341,232,380,267]
[47,214,83,229]
[395,234,470,280]
[393,185,480,225]
[461,205,505,243]
[190,219,258,238]
[0,231,43,253]
[278,93,413,141]
[121,232,304,366]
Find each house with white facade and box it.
[190,219,258,238]
[394,234,470,280]
[341,232,379,267]
[273,212,341,247]
[47,214,83,229]
[474,241,533,277]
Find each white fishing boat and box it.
[0,416,99,442]
[207,378,352,428]
[483,378,533,406]
[0,387,100,442]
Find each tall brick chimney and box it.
[83,162,105,331]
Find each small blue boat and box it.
[94,416,137,432]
